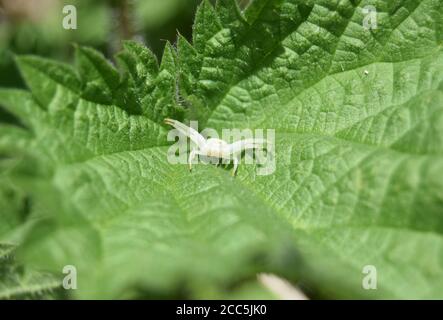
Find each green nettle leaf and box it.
[1,0,443,299]
[0,244,63,299]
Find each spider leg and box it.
[164,118,206,149]
[232,155,239,176]
[188,149,199,171]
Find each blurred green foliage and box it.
[0,0,209,89]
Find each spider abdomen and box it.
[203,138,230,157]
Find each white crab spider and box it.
[164,118,271,176]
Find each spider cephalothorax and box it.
[164,118,271,176]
